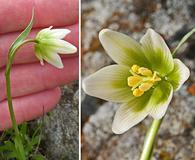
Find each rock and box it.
[38,82,79,160]
[82,51,113,76]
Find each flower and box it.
[82,28,190,134]
[35,26,77,68]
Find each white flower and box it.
[35,26,77,68]
[83,28,190,134]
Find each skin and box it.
[0,0,79,130]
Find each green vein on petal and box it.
[140,28,174,76]
[112,91,152,134]
[148,81,173,119]
[99,29,150,68]
[82,65,134,103]
[167,59,190,91]
[38,39,77,54]
[43,51,63,69]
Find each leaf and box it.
[172,27,195,56]
[19,122,28,135]
[31,154,45,160]
[0,141,14,151]
[14,135,26,160]
[9,9,34,57]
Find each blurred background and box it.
[81,0,195,159]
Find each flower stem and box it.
[4,39,37,157]
[139,118,163,160]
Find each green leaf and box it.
[172,27,195,56]
[31,154,45,160]
[9,9,34,57]
[14,135,26,160]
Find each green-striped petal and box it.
[99,29,149,67]
[112,91,152,134]
[148,81,173,119]
[43,52,63,69]
[36,26,70,39]
[82,65,134,102]
[167,59,190,91]
[38,39,77,54]
[140,28,174,76]
[47,29,71,39]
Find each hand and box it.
[0,0,79,130]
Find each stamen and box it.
[138,67,152,76]
[127,64,162,97]
[131,65,140,73]
[133,88,144,97]
[128,76,142,87]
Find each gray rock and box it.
[39,82,79,160]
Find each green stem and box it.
[172,27,195,56]
[139,118,163,160]
[4,39,37,136]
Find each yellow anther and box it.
[128,64,162,97]
[131,65,140,73]
[138,67,152,76]
[139,82,153,92]
[128,76,142,87]
[133,88,144,97]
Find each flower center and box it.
[127,65,161,97]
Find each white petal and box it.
[140,28,174,76]
[112,92,152,134]
[43,52,64,69]
[36,26,53,39]
[51,39,77,53]
[149,81,173,119]
[99,29,149,67]
[82,65,134,102]
[167,59,190,91]
[49,29,71,39]
[40,39,77,54]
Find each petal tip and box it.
[67,45,77,54]
[82,79,87,93]
[99,29,112,39]
[57,64,64,69]
[112,125,124,134]
[145,28,160,38]
[72,46,78,53]
[146,28,155,32]
[82,78,91,95]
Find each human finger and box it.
[0,56,78,102]
[0,87,61,130]
[0,0,78,34]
